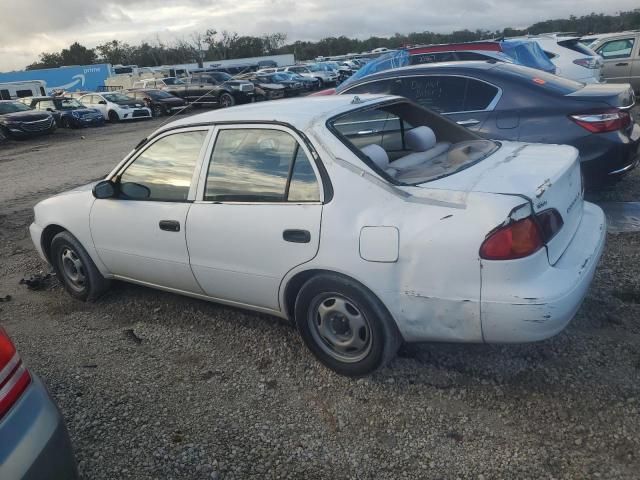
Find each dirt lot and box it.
[1,117,640,480]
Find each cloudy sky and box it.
[0,0,637,71]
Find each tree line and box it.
[25,9,640,71]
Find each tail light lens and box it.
[573,57,600,69]
[480,209,564,261]
[480,217,543,260]
[570,109,631,133]
[0,327,31,419]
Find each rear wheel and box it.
[294,273,402,376]
[108,110,120,123]
[219,93,235,108]
[50,231,110,301]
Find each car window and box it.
[597,38,635,59]
[16,89,33,98]
[464,79,499,111]
[397,76,467,113]
[205,128,319,202]
[118,131,207,201]
[39,100,56,111]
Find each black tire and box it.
[219,92,235,108]
[152,105,163,118]
[108,110,120,123]
[294,273,402,377]
[316,78,324,88]
[60,117,70,129]
[50,231,110,301]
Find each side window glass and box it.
[398,76,466,113]
[464,79,499,111]
[119,131,207,201]
[345,79,393,95]
[598,39,635,59]
[205,129,318,202]
[288,149,320,202]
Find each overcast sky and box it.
[0,0,637,71]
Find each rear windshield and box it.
[328,100,499,185]
[558,39,598,56]
[494,63,583,94]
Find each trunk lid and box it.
[424,141,583,265]
[566,83,636,109]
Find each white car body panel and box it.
[78,94,151,121]
[525,36,603,83]
[30,95,607,345]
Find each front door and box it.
[90,128,211,293]
[596,37,636,86]
[186,125,324,311]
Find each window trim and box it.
[108,126,214,203]
[195,123,325,205]
[341,73,503,115]
[597,37,636,60]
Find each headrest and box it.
[361,144,389,170]
[405,126,437,152]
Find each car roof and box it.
[158,94,393,133]
[345,61,500,82]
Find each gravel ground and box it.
[1,116,640,479]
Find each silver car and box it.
[0,327,77,479]
[590,31,640,93]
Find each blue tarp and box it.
[500,39,556,74]
[337,39,556,92]
[0,64,113,92]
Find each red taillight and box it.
[480,217,544,260]
[570,109,631,133]
[0,327,31,419]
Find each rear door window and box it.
[597,39,635,59]
[205,128,320,202]
[16,89,33,98]
[464,79,499,111]
[397,76,467,113]
[0,89,10,100]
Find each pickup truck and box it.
[163,72,255,107]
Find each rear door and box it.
[186,125,324,311]
[596,37,636,85]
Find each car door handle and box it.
[356,129,375,135]
[283,229,311,243]
[457,119,480,126]
[615,62,629,66]
[159,220,180,232]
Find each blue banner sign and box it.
[0,64,112,92]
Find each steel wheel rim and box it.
[60,247,86,292]
[221,95,232,107]
[308,293,372,363]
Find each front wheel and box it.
[219,93,235,108]
[152,105,163,117]
[294,273,402,376]
[50,231,110,301]
[108,110,120,123]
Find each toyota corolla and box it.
[29,95,606,376]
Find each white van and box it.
[0,80,47,100]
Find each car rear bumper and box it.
[0,375,78,480]
[480,201,606,343]
[579,123,640,180]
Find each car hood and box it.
[158,97,186,105]
[257,83,285,90]
[0,111,51,122]
[114,101,144,108]
[423,141,583,265]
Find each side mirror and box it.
[98,100,107,105]
[92,180,116,199]
[46,108,54,112]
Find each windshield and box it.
[211,72,232,82]
[328,100,498,184]
[163,77,185,85]
[0,102,31,114]
[307,63,329,72]
[147,90,175,99]
[56,98,84,110]
[272,73,290,82]
[103,93,134,103]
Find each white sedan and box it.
[77,92,151,122]
[29,95,606,376]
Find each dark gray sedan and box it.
[338,61,640,186]
[0,327,77,479]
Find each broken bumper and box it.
[480,201,606,343]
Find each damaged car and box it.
[29,95,606,376]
